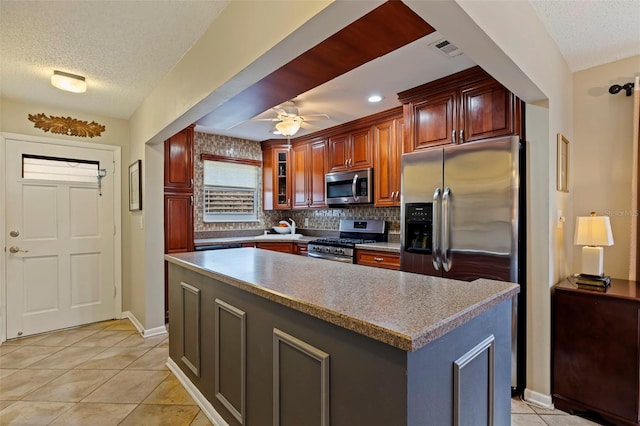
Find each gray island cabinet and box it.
[165,248,518,426]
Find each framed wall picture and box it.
[557,134,569,192]
[129,160,142,211]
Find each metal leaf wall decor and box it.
[28,113,106,138]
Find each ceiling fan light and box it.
[275,120,301,136]
[51,70,87,93]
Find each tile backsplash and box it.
[193,131,400,236]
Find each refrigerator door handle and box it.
[442,186,452,272]
[432,188,442,271]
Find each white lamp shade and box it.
[51,70,87,93]
[275,119,301,136]
[574,214,614,247]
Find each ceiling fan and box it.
[253,100,330,137]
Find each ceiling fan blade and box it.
[300,113,330,121]
[252,118,281,122]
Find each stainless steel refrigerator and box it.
[400,135,524,392]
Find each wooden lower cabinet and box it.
[294,242,309,256]
[255,242,294,254]
[255,241,309,256]
[553,279,640,425]
[167,263,512,426]
[356,249,400,270]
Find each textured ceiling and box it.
[529,0,640,72]
[0,0,638,135]
[0,0,228,119]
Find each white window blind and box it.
[203,160,258,222]
[22,155,99,183]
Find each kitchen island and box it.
[166,248,519,426]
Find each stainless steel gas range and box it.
[307,219,387,263]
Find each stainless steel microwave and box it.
[325,168,373,206]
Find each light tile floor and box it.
[0,318,605,425]
[0,319,211,425]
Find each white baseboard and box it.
[523,388,554,409]
[143,325,168,338]
[122,311,167,338]
[167,358,229,426]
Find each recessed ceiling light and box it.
[367,94,383,103]
[51,70,87,93]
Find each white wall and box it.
[0,98,133,313]
[572,55,640,279]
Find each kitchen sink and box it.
[254,233,304,240]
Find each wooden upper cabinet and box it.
[309,140,327,208]
[351,128,373,169]
[374,118,403,206]
[291,140,327,209]
[458,79,516,143]
[399,66,522,153]
[263,144,291,210]
[164,125,195,191]
[327,128,372,172]
[413,91,455,150]
[291,143,309,209]
[327,134,349,171]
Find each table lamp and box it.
[574,212,614,278]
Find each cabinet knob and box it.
[459,129,464,143]
[451,130,456,144]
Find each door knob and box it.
[9,246,28,254]
[9,230,19,237]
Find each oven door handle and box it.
[308,252,353,263]
[352,174,359,202]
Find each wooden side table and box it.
[552,277,640,425]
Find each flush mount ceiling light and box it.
[275,119,301,137]
[51,70,87,93]
[367,94,383,103]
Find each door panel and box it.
[6,139,116,338]
[459,81,514,143]
[351,128,372,169]
[309,141,327,207]
[291,144,309,208]
[442,137,518,282]
[23,256,59,313]
[400,148,443,276]
[70,253,101,306]
[414,91,455,149]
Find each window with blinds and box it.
[22,155,99,183]
[203,159,258,222]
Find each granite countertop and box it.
[355,242,401,253]
[166,248,519,352]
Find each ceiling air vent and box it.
[430,39,463,58]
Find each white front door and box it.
[5,139,116,338]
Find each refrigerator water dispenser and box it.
[404,203,433,254]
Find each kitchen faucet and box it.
[278,218,296,235]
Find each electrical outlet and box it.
[304,218,309,227]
